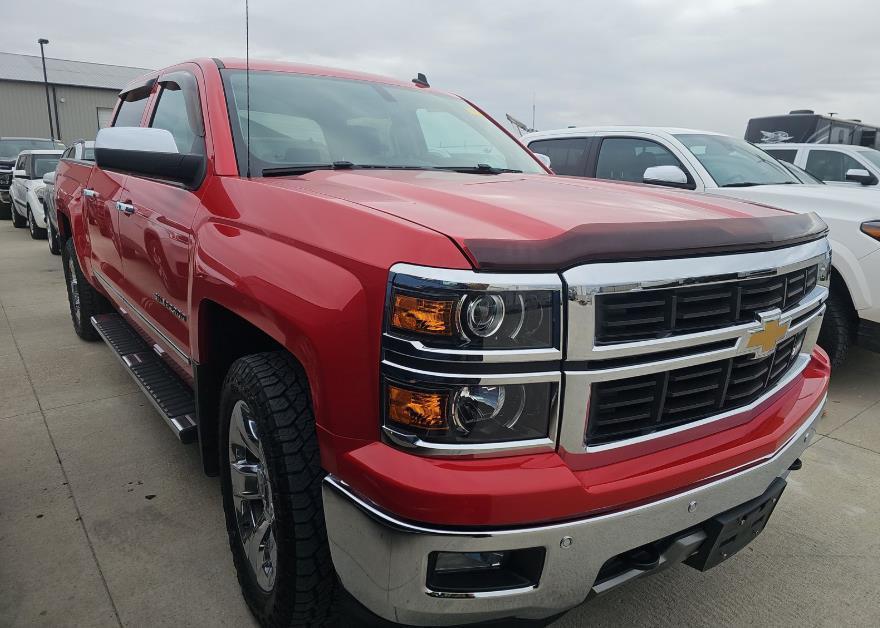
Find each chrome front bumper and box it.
[323,395,824,626]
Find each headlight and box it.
[387,270,561,350]
[862,220,880,242]
[384,379,557,445]
[34,185,45,200]
[382,265,562,451]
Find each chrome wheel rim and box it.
[67,256,81,326]
[228,400,277,592]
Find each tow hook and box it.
[788,458,803,471]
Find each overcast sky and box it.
[5,0,879,136]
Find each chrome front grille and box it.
[595,265,818,343]
[560,238,831,452]
[587,331,805,445]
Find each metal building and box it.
[0,52,150,143]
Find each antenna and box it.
[245,0,251,178]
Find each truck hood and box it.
[256,170,827,270]
[708,184,880,224]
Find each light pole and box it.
[38,38,54,140]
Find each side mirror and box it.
[95,127,204,188]
[42,172,56,185]
[534,153,552,169]
[643,165,692,189]
[13,169,26,178]
[844,168,877,185]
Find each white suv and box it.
[9,149,63,239]
[522,126,880,365]
[759,143,880,189]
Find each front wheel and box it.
[818,290,857,367]
[28,206,47,240]
[220,352,340,627]
[47,219,61,254]
[61,238,111,341]
[10,203,26,228]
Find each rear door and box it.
[118,67,207,371]
[83,89,152,292]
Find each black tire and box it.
[818,290,857,367]
[0,201,10,220]
[28,206,47,240]
[47,219,61,254]
[61,238,111,341]
[10,202,26,228]
[220,352,340,628]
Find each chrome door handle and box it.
[116,201,135,215]
[83,188,98,198]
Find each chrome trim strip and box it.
[382,360,560,384]
[94,270,192,365]
[322,398,823,624]
[383,334,562,363]
[390,262,562,292]
[383,426,556,458]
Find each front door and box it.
[119,68,206,371]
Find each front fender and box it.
[830,236,872,311]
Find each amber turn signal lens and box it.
[391,293,455,336]
[861,221,880,242]
[387,384,448,431]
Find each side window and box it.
[596,137,684,183]
[765,149,797,164]
[150,74,205,155]
[113,93,150,127]
[14,155,25,171]
[805,150,864,182]
[527,138,588,176]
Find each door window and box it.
[596,137,683,183]
[805,150,865,182]
[765,148,798,164]
[527,138,588,176]
[113,93,150,127]
[150,74,205,155]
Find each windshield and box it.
[221,70,545,176]
[675,134,799,187]
[858,149,880,170]
[33,155,60,179]
[0,139,60,160]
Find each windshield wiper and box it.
[261,162,439,177]
[432,164,523,175]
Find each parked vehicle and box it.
[44,140,94,254]
[523,126,880,365]
[745,110,880,149]
[760,143,880,188]
[54,59,831,628]
[0,136,62,219]
[9,149,63,239]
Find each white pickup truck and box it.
[523,127,880,365]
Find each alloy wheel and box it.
[67,256,81,326]
[228,400,278,592]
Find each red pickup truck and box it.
[54,58,831,627]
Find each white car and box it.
[522,126,880,365]
[9,149,63,240]
[759,143,880,189]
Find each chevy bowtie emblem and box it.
[747,318,790,355]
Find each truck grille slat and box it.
[595,265,818,344]
[587,331,806,446]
